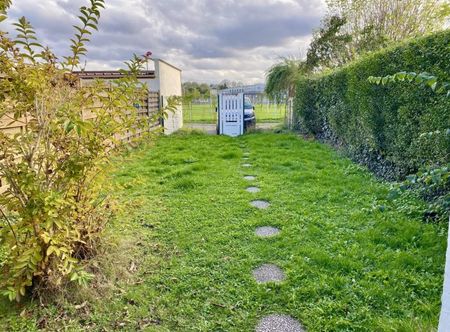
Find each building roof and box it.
[73,70,156,80]
[155,59,182,72]
[220,84,266,95]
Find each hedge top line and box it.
[299,30,450,83]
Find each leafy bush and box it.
[294,31,450,182]
[0,0,175,302]
[368,71,450,97]
[367,71,449,217]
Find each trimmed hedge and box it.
[294,30,450,180]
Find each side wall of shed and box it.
[155,60,183,135]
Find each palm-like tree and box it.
[265,58,305,103]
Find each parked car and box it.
[244,97,256,131]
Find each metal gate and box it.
[218,92,244,137]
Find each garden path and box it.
[240,144,305,332]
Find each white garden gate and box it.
[218,91,244,137]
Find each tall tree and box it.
[327,0,449,45]
[306,15,352,71]
[306,0,449,72]
[198,83,210,96]
[265,58,305,102]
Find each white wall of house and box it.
[153,59,183,135]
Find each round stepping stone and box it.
[251,200,270,209]
[243,152,250,156]
[244,176,256,181]
[256,314,305,332]
[246,187,260,193]
[252,264,285,283]
[255,226,280,237]
[242,163,252,167]
[243,157,250,160]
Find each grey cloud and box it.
[4,0,326,83]
[7,4,74,41]
[142,0,323,56]
[100,8,149,35]
[213,15,318,49]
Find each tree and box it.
[191,88,201,101]
[198,83,210,96]
[182,82,211,100]
[306,0,450,72]
[265,58,306,103]
[216,80,243,90]
[217,80,229,90]
[306,15,352,71]
[326,0,449,47]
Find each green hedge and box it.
[294,30,450,180]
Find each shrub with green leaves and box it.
[294,31,450,182]
[367,71,449,217]
[368,71,450,97]
[0,0,175,302]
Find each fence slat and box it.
[0,90,161,193]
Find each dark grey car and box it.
[244,97,256,131]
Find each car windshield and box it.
[244,97,253,109]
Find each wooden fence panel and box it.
[0,90,160,194]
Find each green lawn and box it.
[183,103,285,123]
[0,132,446,331]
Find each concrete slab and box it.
[252,264,285,283]
[256,314,304,332]
[251,200,270,209]
[255,227,280,237]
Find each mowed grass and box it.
[0,132,447,331]
[183,103,285,123]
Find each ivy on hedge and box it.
[294,30,450,180]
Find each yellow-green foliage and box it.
[0,0,168,302]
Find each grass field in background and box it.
[1,131,445,331]
[183,103,285,123]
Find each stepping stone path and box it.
[255,226,280,237]
[240,147,305,331]
[251,200,270,209]
[246,186,260,193]
[256,315,305,332]
[252,264,285,283]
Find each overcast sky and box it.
[3,0,327,84]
